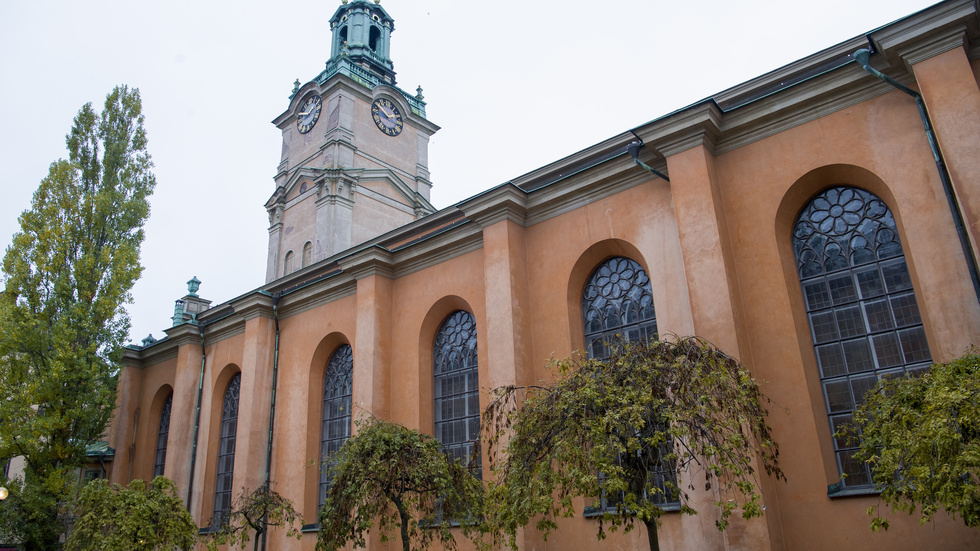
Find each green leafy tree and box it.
[317,417,484,551]
[482,337,785,551]
[0,85,155,549]
[847,350,980,531]
[204,484,302,551]
[64,476,197,551]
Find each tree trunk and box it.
[393,497,411,551]
[643,517,661,551]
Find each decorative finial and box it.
[292,79,300,95]
[374,0,381,4]
[341,0,348,4]
[416,86,424,100]
[141,334,158,347]
[187,276,201,297]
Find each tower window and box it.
[284,251,294,276]
[369,26,380,52]
[303,242,313,268]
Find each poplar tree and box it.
[0,85,155,549]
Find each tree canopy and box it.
[204,484,302,551]
[482,337,785,551]
[848,349,980,531]
[0,85,155,549]
[317,417,484,551]
[64,476,197,551]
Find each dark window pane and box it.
[434,311,481,479]
[793,187,931,490]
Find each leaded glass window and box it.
[793,186,931,488]
[434,311,481,478]
[213,373,240,527]
[583,257,658,359]
[153,394,172,477]
[582,257,677,509]
[319,345,353,509]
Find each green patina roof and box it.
[85,441,115,459]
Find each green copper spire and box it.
[328,0,396,84]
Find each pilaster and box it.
[351,272,393,422]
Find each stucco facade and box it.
[110,1,980,549]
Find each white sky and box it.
[0,0,937,345]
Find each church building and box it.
[109,0,980,548]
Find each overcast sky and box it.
[0,0,938,345]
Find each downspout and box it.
[260,293,282,551]
[854,48,980,307]
[187,323,208,510]
[627,139,669,182]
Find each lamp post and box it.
[0,486,8,500]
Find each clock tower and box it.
[266,0,438,282]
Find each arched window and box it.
[369,26,381,51]
[793,186,931,489]
[319,345,353,509]
[303,242,313,268]
[582,256,658,359]
[213,373,241,527]
[583,256,677,508]
[433,310,480,478]
[283,251,294,276]
[153,393,173,478]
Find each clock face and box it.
[296,94,322,134]
[371,98,403,136]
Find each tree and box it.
[0,85,155,549]
[317,417,484,551]
[847,350,980,531]
[482,337,785,551]
[64,476,197,551]
[204,484,302,551]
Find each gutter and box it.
[854,48,980,308]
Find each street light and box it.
[0,486,8,500]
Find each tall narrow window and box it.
[303,242,313,268]
[583,256,677,508]
[319,345,353,509]
[153,394,173,478]
[433,311,481,478]
[793,186,931,489]
[213,374,241,527]
[283,251,294,276]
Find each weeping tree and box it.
[846,349,980,531]
[482,337,785,551]
[317,417,484,551]
[203,484,302,551]
[65,476,197,551]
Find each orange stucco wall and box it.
[113,17,980,551]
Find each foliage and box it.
[0,85,155,549]
[317,417,484,551]
[64,476,197,551]
[204,483,302,551]
[482,336,784,551]
[847,350,980,531]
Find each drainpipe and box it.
[627,139,670,182]
[260,294,282,551]
[187,323,208,510]
[854,48,980,307]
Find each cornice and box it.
[634,102,723,158]
[524,154,663,227]
[275,274,358,319]
[390,222,484,279]
[897,27,968,70]
[230,292,274,322]
[870,0,978,70]
[339,245,396,280]
[456,183,529,228]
